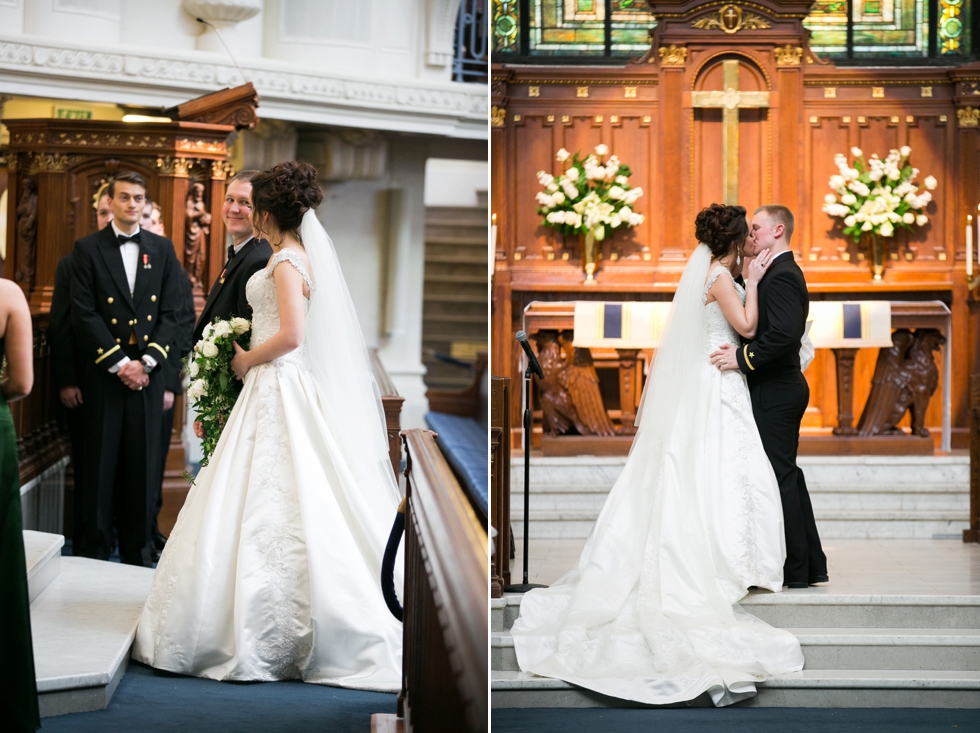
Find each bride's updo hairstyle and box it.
[250,161,324,234]
[694,203,748,259]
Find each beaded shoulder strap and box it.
[270,249,315,291]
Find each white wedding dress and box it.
[511,246,804,706]
[133,236,403,691]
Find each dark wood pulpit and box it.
[3,84,258,534]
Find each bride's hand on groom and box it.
[710,343,740,371]
[744,249,773,285]
[231,342,251,380]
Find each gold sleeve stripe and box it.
[743,344,755,371]
[94,344,121,365]
[148,342,168,360]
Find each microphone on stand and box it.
[516,330,544,378]
[504,330,548,594]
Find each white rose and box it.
[902,212,915,224]
[594,144,609,156]
[619,206,633,219]
[570,213,583,229]
[202,323,215,339]
[546,211,564,224]
[556,148,570,162]
[188,359,200,378]
[187,379,208,401]
[194,339,207,354]
[536,191,555,208]
[900,145,911,158]
[841,193,857,205]
[231,317,250,334]
[536,171,554,186]
[201,341,219,358]
[868,169,883,182]
[844,215,857,227]
[879,221,894,237]
[916,214,928,226]
[213,321,232,339]
[851,147,863,158]
[629,212,645,226]
[861,220,873,231]
[561,182,579,201]
[924,175,937,190]
[610,214,622,228]
[616,175,628,185]
[829,174,846,189]
[552,191,565,205]
[608,186,625,200]
[565,167,580,181]
[887,168,901,181]
[824,193,837,204]
[919,190,932,204]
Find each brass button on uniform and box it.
[111,318,117,325]
[144,335,149,342]
[147,315,152,322]
[151,295,157,302]
[116,338,121,344]
[107,297,114,304]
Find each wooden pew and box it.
[425,352,487,418]
[966,373,980,544]
[370,349,405,479]
[491,376,511,597]
[373,429,487,733]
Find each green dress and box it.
[0,340,40,731]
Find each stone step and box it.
[492,593,980,633]
[509,511,971,540]
[31,556,154,717]
[23,530,64,604]
[491,628,980,673]
[490,669,980,708]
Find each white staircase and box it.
[491,591,980,708]
[510,455,970,540]
[24,531,154,717]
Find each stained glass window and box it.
[493,0,973,62]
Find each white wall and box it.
[424,158,488,207]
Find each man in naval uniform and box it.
[71,171,183,567]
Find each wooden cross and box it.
[690,60,770,205]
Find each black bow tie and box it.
[227,244,236,261]
[117,232,140,245]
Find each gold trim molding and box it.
[491,106,506,127]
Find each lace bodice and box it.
[703,265,745,353]
[245,249,315,368]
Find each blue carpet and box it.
[492,708,980,733]
[41,662,396,732]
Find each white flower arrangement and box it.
[822,146,936,242]
[536,145,645,242]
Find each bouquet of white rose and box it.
[185,316,251,467]
[536,145,644,280]
[822,146,936,242]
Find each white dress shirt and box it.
[108,222,156,373]
[232,236,254,257]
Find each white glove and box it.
[800,320,814,372]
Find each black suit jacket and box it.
[50,254,85,390]
[70,225,182,375]
[193,237,272,344]
[164,268,197,392]
[735,251,808,385]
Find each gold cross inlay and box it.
[690,60,770,205]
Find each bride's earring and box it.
[736,252,741,266]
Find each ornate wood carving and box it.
[490,376,512,597]
[165,82,259,131]
[533,332,616,437]
[857,329,946,438]
[831,348,859,435]
[14,175,38,287]
[184,181,212,291]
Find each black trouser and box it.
[65,403,86,548]
[80,349,162,567]
[750,372,827,584]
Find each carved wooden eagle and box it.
[531,332,617,437]
[857,328,945,438]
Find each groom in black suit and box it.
[71,172,183,566]
[711,205,827,588]
[192,170,272,438]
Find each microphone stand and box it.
[503,363,547,593]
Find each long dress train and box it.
[511,251,804,706]
[132,248,402,691]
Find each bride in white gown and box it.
[511,204,804,706]
[132,162,402,691]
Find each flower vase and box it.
[865,232,888,281]
[581,229,598,284]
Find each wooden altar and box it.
[491,0,980,454]
[2,84,258,533]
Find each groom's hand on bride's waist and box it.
[710,343,740,371]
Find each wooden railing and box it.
[370,349,405,478]
[966,373,979,544]
[491,376,511,598]
[394,429,487,733]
